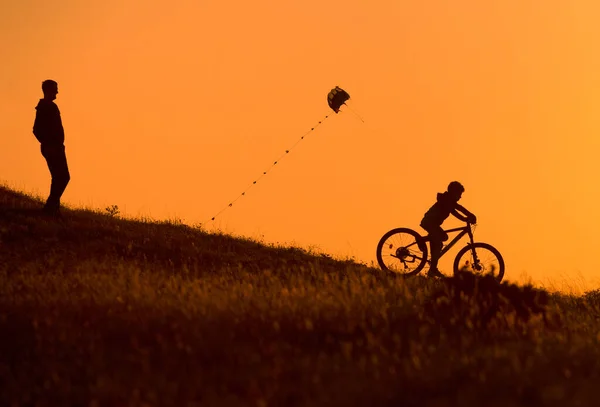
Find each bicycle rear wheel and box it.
[376,228,428,276]
[453,242,505,282]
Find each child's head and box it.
[447,181,464,201]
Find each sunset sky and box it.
[2,0,600,288]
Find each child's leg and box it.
[430,237,443,271]
[428,226,447,271]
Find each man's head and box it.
[447,181,465,201]
[42,80,58,100]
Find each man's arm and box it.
[33,107,48,143]
[33,104,62,144]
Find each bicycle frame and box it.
[420,224,475,263]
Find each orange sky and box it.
[2,0,600,289]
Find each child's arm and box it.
[453,204,477,223]
[451,209,469,222]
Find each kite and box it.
[327,86,350,113]
[207,85,357,223]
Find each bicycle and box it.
[376,222,505,282]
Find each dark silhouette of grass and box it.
[1,185,600,407]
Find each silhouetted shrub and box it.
[425,270,549,332]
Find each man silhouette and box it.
[33,79,70,217]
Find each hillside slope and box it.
[0,185,368,277]
[1,185,600,407]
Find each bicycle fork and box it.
[467,246,483,271]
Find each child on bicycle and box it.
[420,181,477,278]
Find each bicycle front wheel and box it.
[376,228,428,276]
[453,242,505,282]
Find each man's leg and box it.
[41,144,70,212]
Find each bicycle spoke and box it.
[454,243,504,282]
[376,228,428,275]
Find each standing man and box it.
[33,79,70,217]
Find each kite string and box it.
[344,103,365,123]
[206,114,331,223]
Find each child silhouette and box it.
[420,181,476,278]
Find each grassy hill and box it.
[1,185,600,407]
